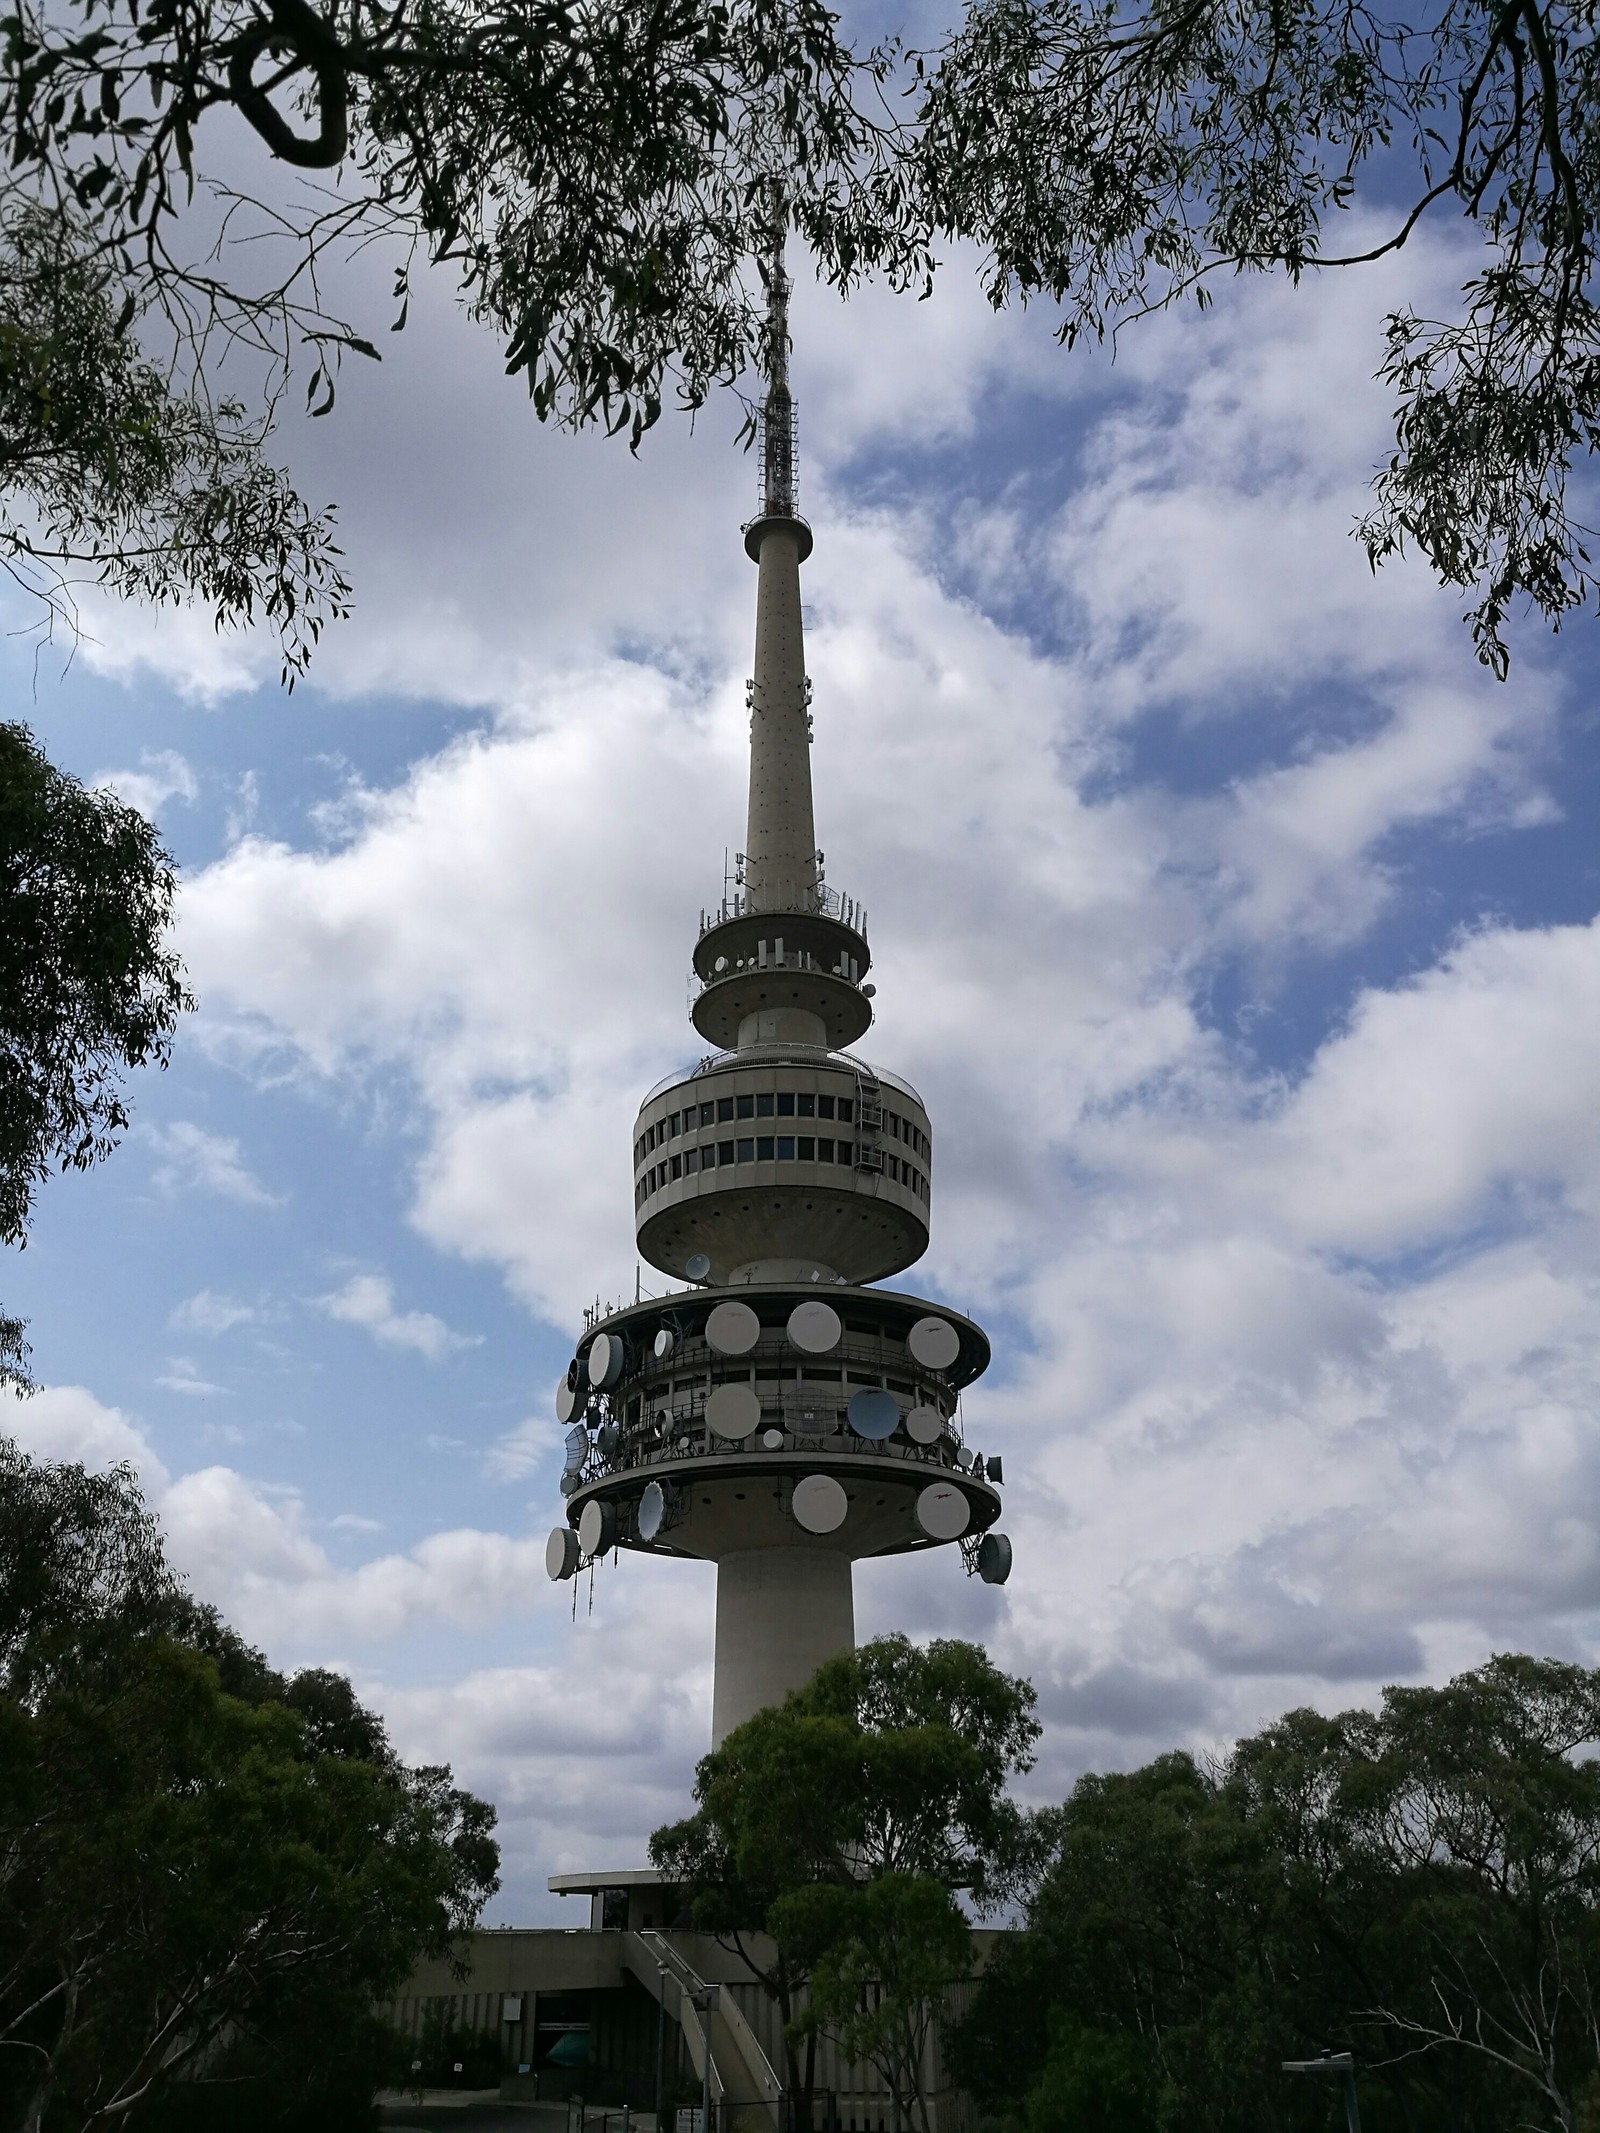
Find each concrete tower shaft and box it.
[743,521,818,918]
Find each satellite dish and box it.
[638,1480,667,1542]
[986,1455,1004,1485]
[578,1498,617,1558]
[977,1532,1013,1585]
[792,1473,848,1534]
[556,1366,588,1424]
[861,982,876,998]
[761,1427,784,1449]
[907,1316,961,1371]
[847,1388,899,1442]
[596,1422,622,1461]
[705,1300,760,1355]
[706,1383,762,1439]
[545,1526,580,1581]
[559,1470,581,1497]
[563,1424,589,1474]
[905,1405,943,1446]
[787,1299,842,1354]
[654,1407,673,1432]
[955,1445,974,1471]
[916,1481,969,1541]
[685,1252,712,1283]
[653,1327,676,1361]
[588,1332,627,1390]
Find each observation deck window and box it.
[669,1112,681,1136]
[777,1093,795,1116]
[839,1099,853,1122]
[720,1140,735,1165]
[700,1103,715,1126]
[818,1096,835,1119]
[671,1154,682,1180]
[756,1093,775,1117]
[736,1095,755,1120]
[799,1136,814,1159]
[718,1098,734,1122]
[737,1137,755,1163]
[798,1094,815,1117]
[778,1137,795,1159]
[817,1139,833,1160]
[757,1136,774,1160]
[685,1148,699,1173]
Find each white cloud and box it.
[316,1271,477,1361]
[483,1415,560,1482]
[170,1290,257,1335]
[4,1384,170,1492]
[145,1122,282,1207]
[156,1356,230,1398]
[92,749,199,821]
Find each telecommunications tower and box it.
[545,257,1012,1745]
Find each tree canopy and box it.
[651,1633,1041,2133]
[912,0,1600,673]
[953,1652,1600,2133]
[0,1438,499,2133]
[0,723,192,1393]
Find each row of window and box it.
[638,1090,853,1163]
[636,1139,930,1206]
[637,1095,931,1167]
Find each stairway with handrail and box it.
[622,1931,784,2133]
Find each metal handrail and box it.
[638,1050,924,1112]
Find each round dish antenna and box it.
[915,1481,969,1541]
[905,1404,943,1445]
[761,1427,784,1449]
[653,1327,676,1360]
[787,1299,842,1354]
[706,1300,761,1355]
[638,1480,667,1542]
[545,1526,580,1581]
[792,1473,848,1534]
[977,1532,1013,1585]
[563,1424,589,1474]
[588,1331,627,1390]
[578,1498,617,1558]
[706,1383,762,1439]
[685,1251,712,1283]
[907,1316,961,1371]
[596,1422,621,1460]
[847,1387,899,1442]
[555,1370,586,1425]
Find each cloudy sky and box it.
[8,169,1600,1922]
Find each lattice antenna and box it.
[760,245,797,519]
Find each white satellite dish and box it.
[685,1251,713,1283]
[705,1300,760,1355]
[847,1388,899,1441]
[596,1422,621,1460]
[761,1427,784,1449]
[706,1383,762,1439]
[792,1473,848,1534]
[977,1532,1012,1585]
[916,1481,969,1541]
[545,1526,580,1581]
[563,1424,589,1474]
[578,1499,617,1558]
[907,1316,961,1371]
[555,1374,577,1425]
[588,1332,626,1390]
[905,1405,943,1445]
[787,1299,842,1354]
[654,1327,676,1360]
[638,1480,667,1542]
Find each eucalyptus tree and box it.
[913,0,1600,672]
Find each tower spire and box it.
[742,240,818,920]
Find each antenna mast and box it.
[761,246,797,520]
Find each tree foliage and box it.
[0,722,192,1393]
[0,0,926,460]
[0,204,349,676]
[953,1652,1600,2133]
[0,1439,499,2132]
[651,1634,1041,2133]
[913,0,1600,672]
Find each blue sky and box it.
[9,194,1600,1922]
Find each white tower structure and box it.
[546,257,1012,1744]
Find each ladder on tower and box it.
[853,1067,884,1173]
